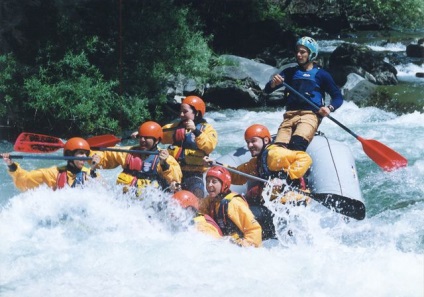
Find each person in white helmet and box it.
[264,36,344,151]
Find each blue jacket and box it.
[264,64,343,112]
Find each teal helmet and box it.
[296,36,319,61]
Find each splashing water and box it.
[1,94,424,296]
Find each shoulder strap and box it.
[216,193,245,236]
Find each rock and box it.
[342,74,377,104]
[203,79,262,109]
[329,43,398,85]
[406,42,424,58]
[217,55,279,89]
[201,55,280,108]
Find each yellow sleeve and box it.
[8,163,59,191]
[195,123,218,155]
[156,154,182,184]
[161,123,179,145]
[267,146,312,180]
[231,158,258,185]
[227,196,262,247]
[91,148,129,169]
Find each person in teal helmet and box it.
[264,36,344,151]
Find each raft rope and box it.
[319,131,343,196]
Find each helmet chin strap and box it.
[260,139,268,154]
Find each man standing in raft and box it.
[264,36,344,151]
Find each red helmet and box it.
[206,166,231,193]
[182,96,206,117]
[138,121,163,141]
[64,137,90,156]
[172,190,199,210]
[244,124,271,141]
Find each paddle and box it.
[85,135,159,155]
[14,132,65,153]
[212,161,366,220]
[7,155,92,161]
[14,132,160,156]
[85,126,179,148]
[283,82,408,171]
[86,134,131,148]
[92,147,159,155]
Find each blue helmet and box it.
[296,36,319,61]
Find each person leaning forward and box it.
[171,190,223,238]
[92,121,182,197]
[264,36,344,151]
[2,137,100,191]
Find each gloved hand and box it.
[280,189,311,206]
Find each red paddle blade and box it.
[358,137,408,171]
[86,134,122,148]
[14,133,65,153]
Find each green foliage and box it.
[258,0,289,23]
[0,54,27,124]
[121,3,213,98]
[23,49,149,136]
[345,0,424,29]
[0,54,16,117]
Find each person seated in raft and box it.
[92,121,182,197]
[171,190,223,238]
[2,137,100,191]
[263,36,344,151]
[204,124,312,240]
[133,96,218,199]
[199,166,262,247]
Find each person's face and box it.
[296,45,310,65]
[206,176,222,199]
[180,103,196,121]
[138,136,156,150]
[72,149,88,169]
[245,136,266,157]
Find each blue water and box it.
[0,39,423,297]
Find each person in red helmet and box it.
[171,190,222,238]
[2,137,100,191]
[92,121,182,196]
[204,124,312,240]
[161,96,218,199]
[264,36,344,151]
[199,166,262,247]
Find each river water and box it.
[0,38,423,296]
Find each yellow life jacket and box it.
[168,123,207,168]
[215,192,247,238]
[116,152,162,196]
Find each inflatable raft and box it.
[215,132,366,221]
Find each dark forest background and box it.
[1,0,423,138]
